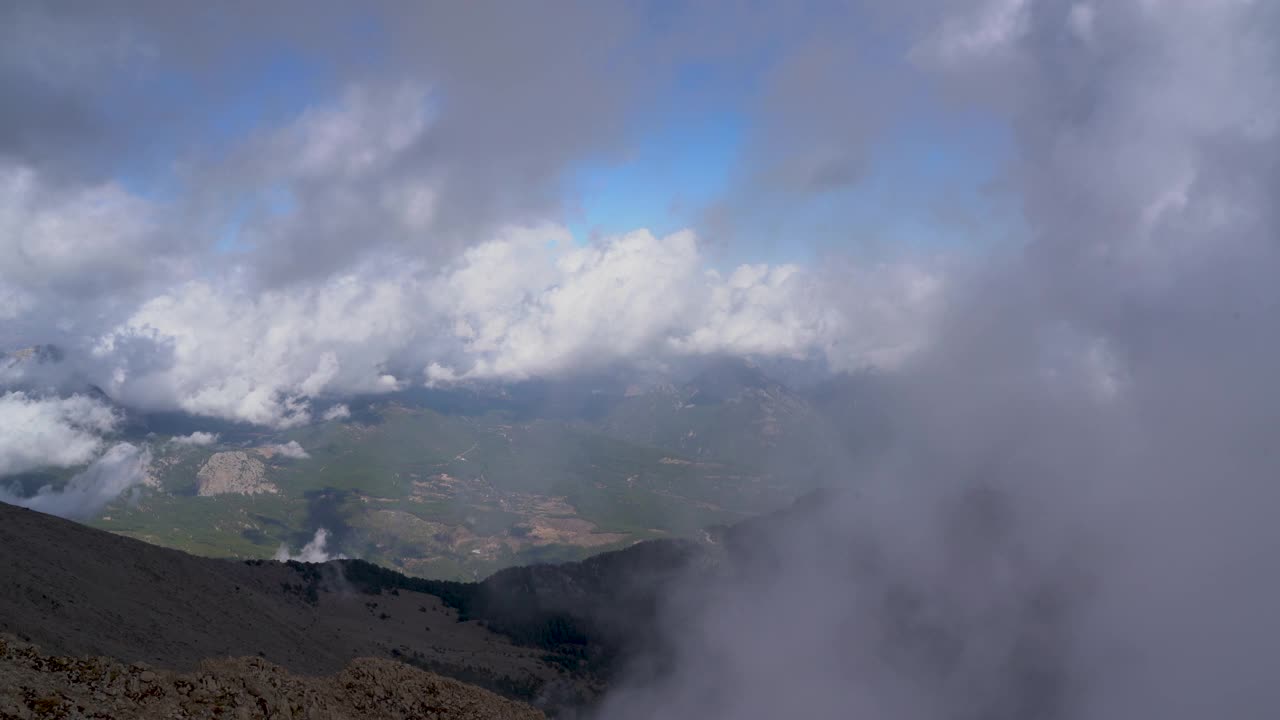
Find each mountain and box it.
[0,491,861,717]
[0,501,578,712]
[0,493,827,716]
[596,358,851,489]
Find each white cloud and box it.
[280,84,429,181]
[270,440,309,459]
[0,392,119,477]
[92,268,425,427]
[73,225,940,426]
[170,431,218,446]
[438,228,943,379]
[0,442,150,520]
[0,283,32,321]
[0,163,171,297]
[321,404,350,421]
[439,227,702,379]
[274,528,343,563]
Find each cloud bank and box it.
[71,225,939,428]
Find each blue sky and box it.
[563,102,1015,264]
[566,107,746,244]
[111,28,1019,268]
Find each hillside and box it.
[0,492,863,717]
[0,634,541,720]
[0,501,581,711]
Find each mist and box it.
[0,442,151,521]
[595,2,1280,719]
[274,528,345,564]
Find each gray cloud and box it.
[0,391,119,476]
[597,2,1280,719]
[0,1,682,289]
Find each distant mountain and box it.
[597,357,841,480]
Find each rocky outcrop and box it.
[0,635,543,720]
[195,452,276,497]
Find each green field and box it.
[89,399,794,580]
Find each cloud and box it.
[0,164,164,297]
[0,391,118,477]
[926,0,1030,62]
[72,223,935,426]
[436,228,941,380]
[321,404,350,421]
[439,228,702,379]
[89,268,426,427]
[270,441,309,460]
[0,442,150,520]
[599,2,1280,719]
[670,259,943,371]
[274,528,342,563]
[170,431,218,446]
[0,1,954,430]
[0,1,676,288]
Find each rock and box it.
[195,452,278,496]
[0,634,542,719]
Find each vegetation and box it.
[329,538,699,681]
[86,394,784,580]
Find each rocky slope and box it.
[0,502,571,710]
[195,451,276,496]
[0,634,542,720]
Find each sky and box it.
[0,0,991,430]
[4,3,1280,716]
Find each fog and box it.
[597,2,1280,718]
[0,442,151,521]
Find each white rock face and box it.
[195,452,277,496]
